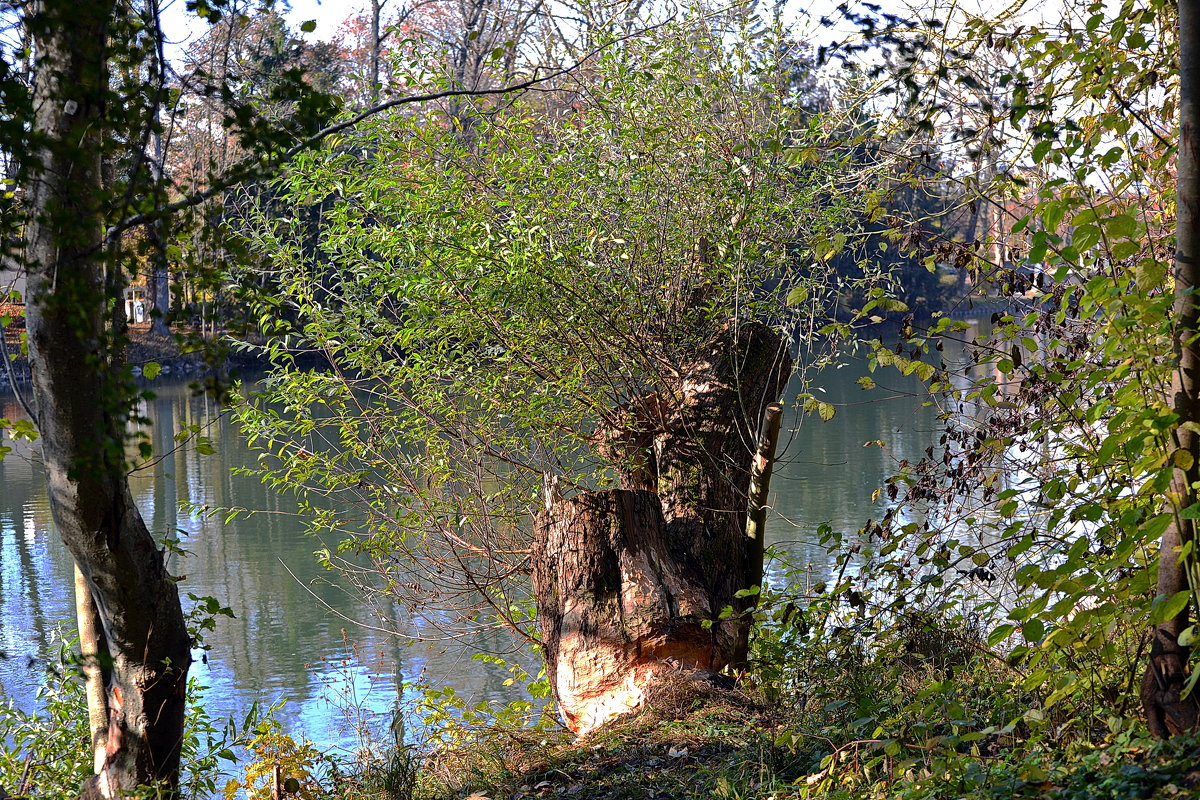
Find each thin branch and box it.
[103,25,659,245]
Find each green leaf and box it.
[1111,240,1140,260]
[786,286,809,306]
[300,19,317,32]
[1071,224,1100,253]
[143,361,161,380]
[1021,618,1045,642]
[1105,213,1137,239]
[988,623,1016,646]
[1143,514,1174,538]
[1150,590,1192,625]
[1180,625,1198,648]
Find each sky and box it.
[156,0,863,57]
[158,0,358,59]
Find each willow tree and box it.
[234,18,861,732]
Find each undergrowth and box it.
[3,579,1196,800]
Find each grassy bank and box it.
[405,686,1200,800]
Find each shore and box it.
[0,323,264,389]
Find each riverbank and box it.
[0,323,271,389]
[401,685,1200,800]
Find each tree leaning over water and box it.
[3,0,552,792]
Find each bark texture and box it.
[25,2,192,793]
[1143,0,1200,738]
[74,564,110,772]
[534,320,791,733]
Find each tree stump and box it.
[533,320,791,733]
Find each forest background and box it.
[2,0,1200,798]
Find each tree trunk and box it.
[147,130,171,337]
[74,564,110,773]
[534,320,791,733]
[370,0,384,106]
[24,1,192,793]
[1142,0,1200,738]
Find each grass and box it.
[402,693,1200,800]
[416,673,804,800]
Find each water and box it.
[0,334,955,753]
[0,383,520,756]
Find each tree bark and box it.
[147,130,171,337]
[24,1,192,793]
[74,564,110,773]
[745,402,783,605]
[534,320,791,733]
[1142,0,1200,738]
[370,0,384,106]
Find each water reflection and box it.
[0,381,517,755]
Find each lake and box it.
[0,330,965,755]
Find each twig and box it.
[103,26,660,246]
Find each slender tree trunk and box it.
[745,402,782,605]
[370,0,384,106]
[534,320,791,734]
[24,2,191,793]
[74,563,110,773]
[1142,0,1200,738]
[147,130,171,336]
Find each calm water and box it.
[0,333,960,752]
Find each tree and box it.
[820,0,1200,744]
[2,0,604,789]
[19,2,191,792]
[233,16,867,732]
[1143,0,1200,737]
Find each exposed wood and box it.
[745,402,783,606]
[534,490,717,734]
[534,320,791,733]
[73,564,109,773]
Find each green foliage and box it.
[222,719,332,800]
[229,18,869,634]
[0,644,92,799]
[801,0,1195,741]
[0,633,249,800]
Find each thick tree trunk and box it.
[534,320,791,733]
[1143,0,1200,738]
[24,2,192,793]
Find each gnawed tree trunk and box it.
[534,320,791,734]
[25,1,192,794]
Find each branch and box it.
[101,23,653,247]
[104,78,543,244]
